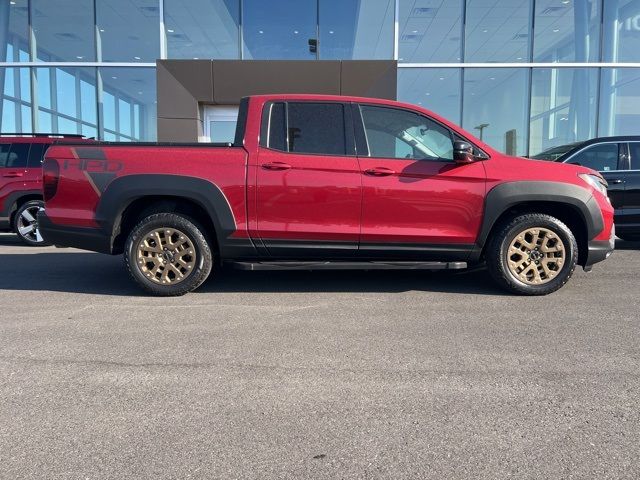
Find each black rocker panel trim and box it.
[96,174,246,255]
[261,239,475,262]
[477,181,604,247]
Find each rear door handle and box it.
[364,167,395,177]
[2,171,23,178]
[261,162,292,171]
[608,179,624,184]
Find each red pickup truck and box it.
[39,95,615,296]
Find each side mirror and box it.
[453,140,475,164]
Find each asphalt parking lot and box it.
[0,232,639,479]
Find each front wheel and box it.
[14,200,49,246]
[486,213,578,295]
[124,213,213,296]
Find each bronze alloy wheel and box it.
[136,227,197,285]
[506,227,566,285]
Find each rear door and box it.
[0,142,31,219]
[354,104,486,259]
[254,101,361,258]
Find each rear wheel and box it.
[124,213,213,296]
[486,213,578,295]
[14,200,49,246]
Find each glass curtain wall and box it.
[1,0,640,148]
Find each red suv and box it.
[0,134,89,245]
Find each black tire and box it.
[124,213,213,296]
[486,213,578,295]
[13,200,50,246]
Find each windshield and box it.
[530,143,580,161]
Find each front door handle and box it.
[2,171,23,178]
[364,167,396,177]
[608,179,623,184]
[261,162,291,171]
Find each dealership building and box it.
[1,0,639,156]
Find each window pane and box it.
[100,68,157,141]
[360,105,453,160]
[397,68,461,125]
[96,0,159,62]
[603,0,640,62]
[34,67,97,135]
[529,68,597,156]
[287,103,346,155]
[261,102,286,150]
[27,143,47,167]
[629,143,640,169]
[7,143,30,168]
[0,144,10,168]
[533,0,600,62]
[398,0,463,62]
[1,67,30,102]
[465,0,531,62]
[463,68,529,156]
[566,144,619,172]
[32,0,95,62]
[319,0,394,59]
[243,0,317,59]
[0,0,29,62]
[599,68,640,136]
[165,0,239,59]
[0,67,32,134]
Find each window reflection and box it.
[243,0,317,59]
[533,0,600,62]
[99,68,157,141]
[398,0,463,62]
[398,69,461,125]
[0,67,32,133]
[319,0,394,59]
[603,0,640,62]
[32,0,95,62]
[96,0,159,62]
[529,68,597,156]
[463,69,528,156]
[0,0,29,63]
[33,67,96,135]
[165,0,240,59]
[464,0,532,62]
[599,68,640,136]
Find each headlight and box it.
[578,173,608,196]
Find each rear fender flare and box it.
[96,174,236,248]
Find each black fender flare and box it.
[0,189,42,225]
[96,174,237,248]
[477,181,604,247]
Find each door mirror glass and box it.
[453,140,475,164]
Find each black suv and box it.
[532,136,640,241]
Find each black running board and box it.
[227,261,467,271]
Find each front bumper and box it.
[583,224,615,271]
[38,212,113,254]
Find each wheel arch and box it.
[96,175,236,255]
[6,191,43,229]
[477,182,603,266]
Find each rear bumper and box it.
[584,224,615,271]
[38,212,113,254]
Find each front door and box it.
[0,142,31,223]
[355,104,487,259]
[254,101,361,258]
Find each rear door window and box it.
[5,143,30,169]
[27,143,47,168]
[565,143,619,171]
[287,103,346,155]
[0,143,10,168]
[629,142,640,170]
